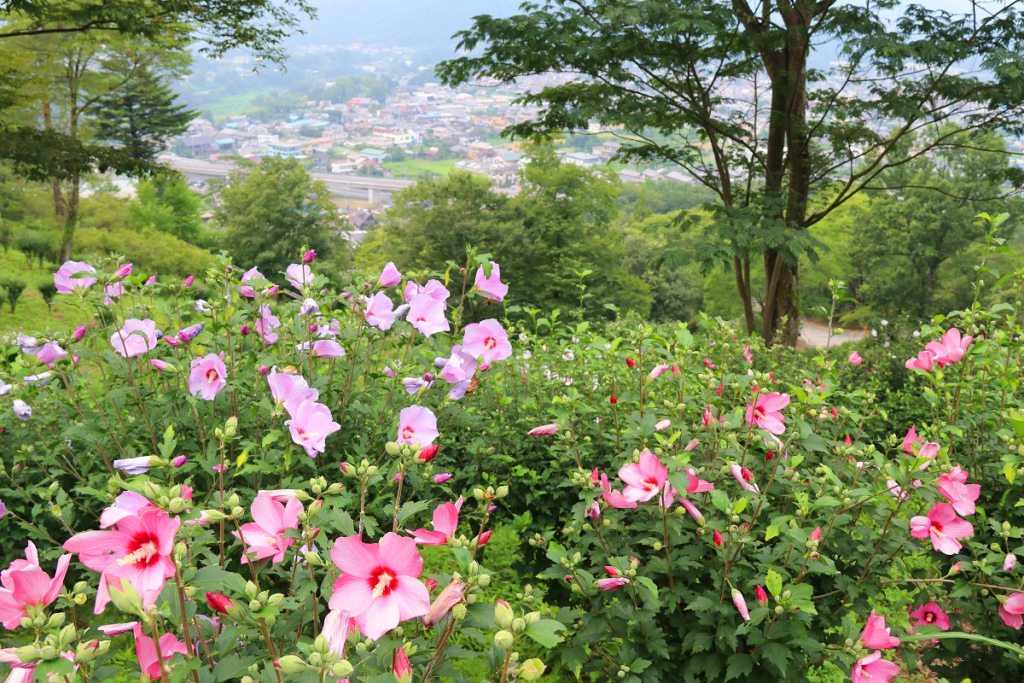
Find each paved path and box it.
[798,319,867,349]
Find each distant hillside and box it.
[292,0,523,57]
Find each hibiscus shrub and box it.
[2,240,1024,683]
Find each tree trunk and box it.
[734,255,756,335]
[58,174,80,262]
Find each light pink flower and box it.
[188,353,227,401]
[422,579,466,627]
[618,452,667,503]
[103,281,124,305]
[849,351,862,365]
[908,602,950,632]
[323,608,355,656]
[285,263,314,291]
[914,441,940,471]
[232,493,302,565]
[649,364,670,379]
[364,292,397,330]
[1005,554,1017,572]
[286,401,340,457]
[440,344,477,399]
[328,533,430,640]
[397,406,438,447]
[421,279,450,306]
[34,341,67,366]
[732,590,750,621]
[905,350,935,371]
[0,542,72,629]
[860,610,900,649]
[379,262,402,287]
[745,392,790,435]
[410,498,475,546]
[654,419,671,432]
[433,473,452,484]
[254,304,280,344]
[473,261,508,301]
[406,293,450,336]
[462,319,512,363]
[239,267,276,298]
[852,651,899,683]
[680,498,703,521]
[597,577,630,591]
[100,491,152,528]
[925,328,972,367]
[63,506,180,613]
[998,592,1024,629]
[299,340,346,358]
[910,503,973,555]
[110,318,158,358]
[54,260,97,294]
[743,345,753,365]
[268,368,319,411]
[937,466,980,516]
[527,423,559,436]
[134,621,187,679]
[150,359,171,372]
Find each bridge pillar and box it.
[368,187,379,205]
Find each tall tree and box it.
[93,62,195,167]
[216,157,345,278]
[438,0,1024,345]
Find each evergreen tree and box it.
[94,64,195,167]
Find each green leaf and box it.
[760,642,792,675]
[397,500,429,525]
[725,653,754,682]
[214,655,258,682]
[261,430,283,448]
[524,619,566,648]
[710,489,730,512]
[1004,463,1017,485]
[765,569,782,598]
[765,525,780,542]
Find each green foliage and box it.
[216,156,347,279]
[13,227,58,268]
[37,280,57,307]
[75,226,213,277]
[130,175,205,243]
[0,276,26,312]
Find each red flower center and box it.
[206,369,219,382]
[119,532,160,568]
[643,477,660,491]
[925,612,935,623]
[484,336,496,350]
[369,567,398,598]
[402,426,415,440]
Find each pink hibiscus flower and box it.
[406,293,450,337]
[908,602,950,632]
[364,292,397,330]
[473,261,508,301]
[328,533,431,640]
[254,304,281,345]
[849,351,862,365]
[910,503,973,555]
[285,400,340,457]
[925,328,972,367]
[267,368,319,411]
[462,319,512,364]
[618,451,668,503]
[745,392,790,435]
[998,592,1024,629]
[397,406,439,447]
[188,353,227,401]
[285,263,314,291]
[905,350,935,371]
[0,542,72,629]
[54,260,98,294]
[110,318,158,358]
[936,466,981,516]
[410,498,482,546]
[63,506,180,613]
[232,493,302,565]
[852,651,899,683]
[860,610,900,649]
[134,621,187,679]
[379,262,402,287]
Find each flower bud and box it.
[275,655,307,674]
[519,658,546,681]
[494,630,514,649]
[494,599,514,629]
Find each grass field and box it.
[383,158,458,179]
[0,249,76,337]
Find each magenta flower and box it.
[364,292,397,330]
[239,267,274,298]
[462,319,512,365]
[72,325,87,341]
[54,260,97,294]
[937,466,980,516]
[618,451,668,503]
[150,359,171,372]
[285,401,340,457]
[925,328,972,367]
[110,318,158,357]
[328,533,431,640]
[114,262,133,279]
[144,275,156,286]
[254,304,281,344]
[232,493,302,565]
[473,261,508,301]
[410,497,466,545]
[860,610,900,649]
[285,263,314,290]
[133,621,187,679]
[904,350,935,371]
[849,351,862,365]
[433,473,452,484]
[852,651,899,683]
[680,498,703,521]
[910,503,973,555]
[597,577,630,591]
[302,249,316,264]
[527,423,559,436]
[732,590,750,621]
[406,293,450,336]
[902,424,922,454]
[63,506,180,613]
[0,542,72,629]
[379,262,403,287]
[745,392,790,435]
[188,353,227,400]
[998,592,1024,629]
[908,602,950,632]
[183,275,194,288]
